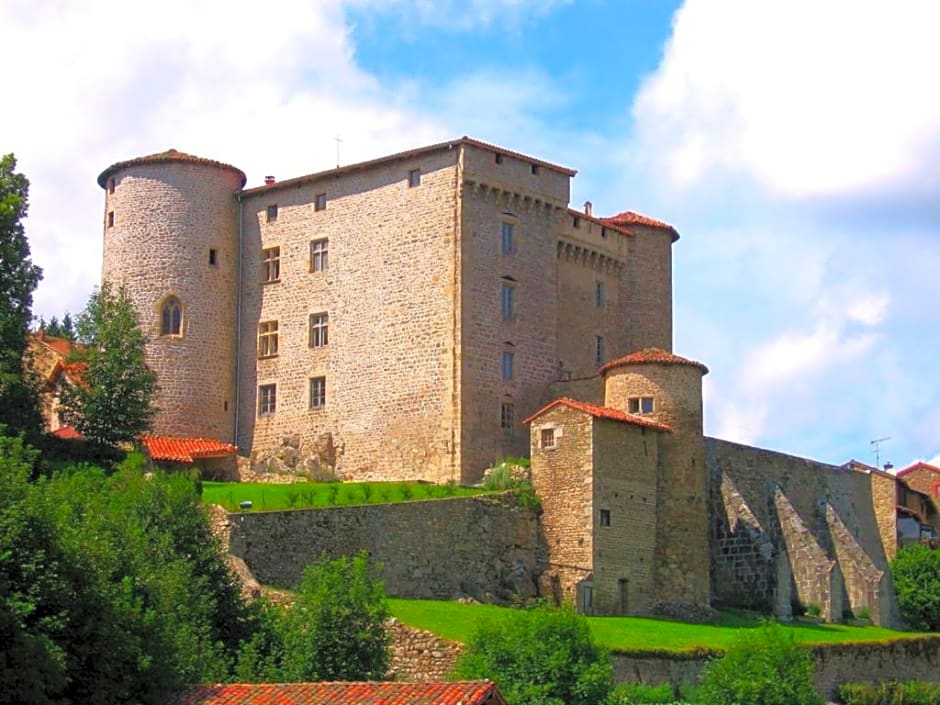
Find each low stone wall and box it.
[611,637,940,698]
[387,619,463,681]
[227,493,542,603]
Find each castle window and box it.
[258,321,278,358]
[160,296,182,336]
[107,177,115,194]
[495,153,503,165]
[594,335,604,366]
[315,193,327,211]
[501,283,515,320]
[500,401,514,435]
[628,396,654,414]
[600,509,611,527]
[258,384,277,415]
[601,227,608,239]
[107,211,114,228]
[262,247,280,283]
[541,427,556,449]
[531,164,539,175]
[266,204,278,222]
[573,216,580,229]
[501,222,514,254]
[595,281,605,307]
[502,350,514,381]
[209,249,217,266]
[309,376,327,409]
[309,312,329,348]
[310,239,329,272]
[408,168,421,187]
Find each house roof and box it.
[173,681,506,705]
[522,397,671,432]
[141,435,238,463]
[598,347,709,376]
[602,211,679,241]
[50,425,82,440]
[33,331,76,358]
[241,136,576,195]
[98,149,247,189]
[897,461,940,479]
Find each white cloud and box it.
[632,0,940,199]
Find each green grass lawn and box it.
[201,481,490,511]
[387,598,934,653]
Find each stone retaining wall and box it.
[228,493,542,603]
[611,637,940,699]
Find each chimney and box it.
[884,462,894,471]
[264,175,276,186]
[584,201,592,216]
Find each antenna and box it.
[871,436,891,469]
[334,134,343,168]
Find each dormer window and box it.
[628,396,654,414]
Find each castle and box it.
[97,138,937,625]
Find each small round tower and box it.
[600,347,711,613]
[98,150,246,442]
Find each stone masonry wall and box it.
[529,404,595,609]
[238,149,460,483]
[591,420,660,615]
[102,161,242,442]
[611,638,940,699]
[228,493,541,603]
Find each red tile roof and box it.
[174,681,506,705]
[141,435,238,463]
[566,208,635,237]
[34,332,76,358]
[98,149,247,189]
[50,425,82,440]
[599,347,709,376]
[897,461,940,479]
[522,397,671,432]
[602,211,679,242]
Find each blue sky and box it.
[2,0,938,469]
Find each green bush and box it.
[453,604,611,705]
[606,682,681,704]
[890,544,940,630]
[697,622,822,705]
[838,681,940,705]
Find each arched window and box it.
[161,296,182,336]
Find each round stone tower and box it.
[599,347,711,614]
[98,150,246,442]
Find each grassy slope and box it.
[201,481,489,511]
[387,599,932,653]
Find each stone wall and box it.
[387,619,463,681]
[611,638,940,699]
[707,438,898,626]
[228,493,542,603]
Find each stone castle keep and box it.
[98,138,935,624]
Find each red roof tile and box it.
[897,461,940,479]
[98,149,247,189]
[523,397,671,432]
[173,681,506,705]
[50,425,82,440]
[141,435,238,463]
[34,332,76,358]
[599,347,709,376]
[602,211,679,242]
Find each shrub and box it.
[697,622,822,705]
[838,680,940,705]
[453,604,611,705]
[890,544,940,630]
[606,682,679,704]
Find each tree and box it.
[38,313,75,341]
[697,622,821,705]
[452,604,612,705]
[60,283,157,446]
[890,544,940,631]
[0,154,43,435]
[237,553,390,682]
